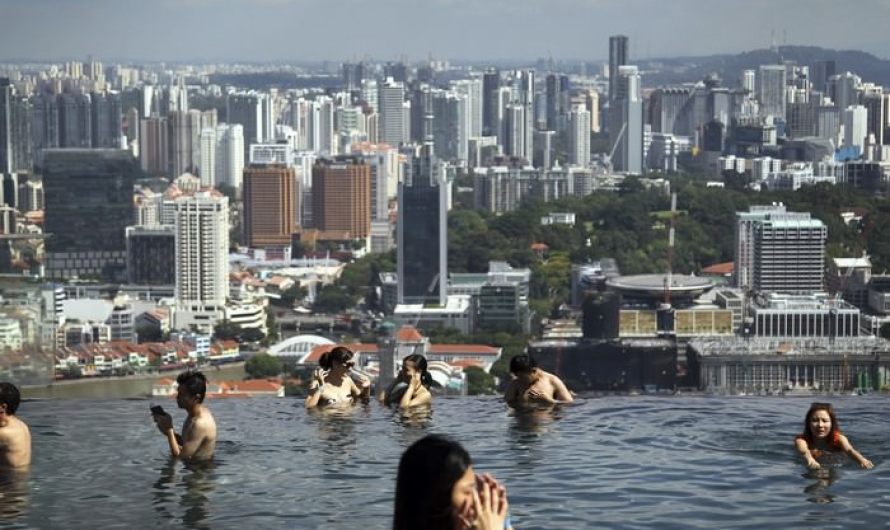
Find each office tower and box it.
[379,78,408,146]
[608,35,629,104]
[569,104,591,167]
[0,79,33,174]
[432,90,469,163]
[482,68,501,136]
[649,87,691,134]
[173,190,229,333]
[58,92,92,148]
[384,62,408,84]
[169,109,216,176]
[533,130,555,169]
[310,96,335,155]
[17,179,43,213]
[42,149,139,280]
[586,90,601,133]
[861,87,885,146]
[828,72,862,112]
[199,127,216,187]
[741,70,756,93]
[243,164,297,247]
[361,79,379,114]
[226,91,273,159]
[453,78,483,138]
[545,74,570,132]
[311,156,371,238]
[214,123,244,189]
[609,65,643,174]
[504,103,529,160]
[341,62,365,91]
[89,91,122,148]
[812,60,836,95]
[757,65,787,119]
[844,105,868,154]
[126,225,175,285]
[139,115,169,176]
[30,93,61,155]
[734,205,824,292]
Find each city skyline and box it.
[1,0,889,62]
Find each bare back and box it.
[0,416,31,468]
[182,407,217,461]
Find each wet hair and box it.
[403,354,433,388]
[319,346,354,370]
[0,383,21,415]
[176,371,208,403]
[802,402,841,446]
[509,353,537,375]
[393,435,472,530]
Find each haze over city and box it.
[1,0,889,61]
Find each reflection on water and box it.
[0,467,29,521]
[803,467,838,504]
[153,459,217,529]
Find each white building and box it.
[844,105,868,155]
[173,190,230,333]
[0,318,22,350]
[379,78,408,146]
[214,123,245,190]
[569,104,591,167]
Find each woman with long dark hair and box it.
[380,354,433,409]
[794,402,873,469]
[394,435,513,530]
[304,346,371,409]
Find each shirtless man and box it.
[153,371,217,461]
[0,383,30,468]
[504,354,574,408]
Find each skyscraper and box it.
[0,79,31,174]
[453,78,483,138]
[226,91,273,160]
[569,104,591,167]
[482,67,501,137]
[609,65,643,174]
[42,149,140,281]
[844,105,868,154]
[173,190,229,333]
[89,91,122,149]
[609,35,629,104]
[243,164,298,248]
[214,123,244,190]
[139,115,169,176]
[379,78,408,146]
[311,156,371,238]
[757,65,787,119]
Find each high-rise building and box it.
[609,65,643,174]
[861,87,885,146]
[741,70,756,93]
[243,164,298,247]
[432,90,469,163]
[89,91,122,149]
[379,78,408,146]
[844,105,868,154]
[398,144,447,306]
[226,91,273,160]
[213,123,244,189]
[482,68,501,136]
[58,93,92,148]
[569,104,591,167]
[608,35,629,104]
[757,65,787,119]
[169,109,216,177]
[42,149,140,281]
[139,116,169,176]
[0,78,31,174]
[545,74,570,132]
[828,72,861,111]
[311,156,371,237]
[812,60,836,94]
[126,225,175,285]
[585,90,601,133]
[453,78,483,138]
[173,190,229,333]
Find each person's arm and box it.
[399,373,430,409]
[175,417,212,460]
[839,434,874,469]
[350,373,371,403]
[154,413,191,459]
[795,437,820,469]
[304,368,327,409]
[504,380,520,407]
[550,374,574,403]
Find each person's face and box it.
[451,466,476,528]
[176,387,197,409]
[514,368,535,383]
[400,360,418,379]
[809,409,832,439]
[333,357,355,374]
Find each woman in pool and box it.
[304,346,371,409]
[394,435,513,530]
[794,402,873,470]
[379,354,433,409]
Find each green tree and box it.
[244,353,283,379]
[214,320,240,341]
[465,366,496,395]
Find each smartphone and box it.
[150,405,165,416]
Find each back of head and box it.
[404,354,433,388]
[394,435,471,530]
[319,346,354,370]
[509,353,536,375]
[0,382,20,415]
[176,371,208,403]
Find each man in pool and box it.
[504,354,574,408]
[0,383,30,468]
[152,371,217,461]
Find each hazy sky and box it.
[1,0,888,62]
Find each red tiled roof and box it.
[428,345,501,356]
[701,262,734,275]
[449,359,484,368]
[395,325,424,342]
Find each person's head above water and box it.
[394,434,473,530]
[176,370,207,405]
[0,382,20,416]
[401,354,433,388]
[319,346,355,372]
[803,402,840,443]
[509,354,537,377]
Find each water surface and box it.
[7,395,890,529]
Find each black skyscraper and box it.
[42,149,140,281]
[609,35,629,104]
[482,68,501,137]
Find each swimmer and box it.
[379,354,433,409]
[794,402,873,470]
[504,354,573,408]
[394,435,513,530]
[152,371,217,461]
[305,346,371,409]
[0,383,30,468]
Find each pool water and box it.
[6,394,890,529]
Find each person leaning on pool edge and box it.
[152,371,217,461]
[504,354,573,408]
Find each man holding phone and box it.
[151,371,217,461]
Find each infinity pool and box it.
[5,394,890,529]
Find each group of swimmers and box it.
[0,347,876,529]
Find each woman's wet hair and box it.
[319,346,354,370]
[803,402,840,443]
[403,354,433,388]
[393,435,472,530]
[509,353,537,375]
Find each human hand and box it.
[153,412,174,434]
[806,458,821,470]
[470,473,509,530]
[860,458,874,470]
[410,372,422,388]
[528,388,555,403]
[313,368,327,386]
[357,374,371,390]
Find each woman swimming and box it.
[394,435,513,530]
[304,346,371,409]
[379,354,433,409]
[794,402,873,470]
